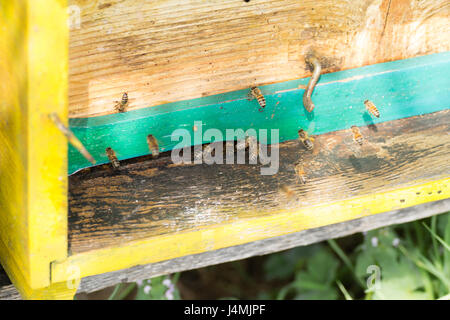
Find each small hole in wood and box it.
[416,192,421,195]
[428,192,432,195]
[400,199,405,203]
[437,190,442,194]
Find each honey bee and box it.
[193,145,204,162]
[298,129,314,151]
[250,86,266,109]
[248,142,259,164]
[202,143,214,159]
[236,135,256,150]
[193,143,215,162]
[147,134,160,158]
[351,126,364,145]
[280,185,295,199]
[224,141,235,156]
[294,161,307,184]
[364,100,380,118]
[115,92,128,113]
[236,138,246,151]
[237,136,259,163]
[105,147,120,169]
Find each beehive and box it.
[0,0,449,299]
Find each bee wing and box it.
[306,121,316,135]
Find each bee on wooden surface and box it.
[224,140,235,156]
[351,126,364,145]
[236,138,246,151]
[147,134,160,158]
[280,185,295,199]
[193,145,204,162]
[105,147,120,169]
[237,135,259,163]
[298,129,314,151]
[248,141,259,164]
[364,100,380,118]
[250,86,266,109]
[294,161,307,184]
[202,143,214,159]
[114,92,128,113]
[236,135,257,150]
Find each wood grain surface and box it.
[68,110,450,254]
[68,0,450,118]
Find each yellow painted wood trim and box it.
[52,178,449,282]
[0,0,69,291]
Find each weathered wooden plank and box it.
[68,0,450,118]
[68,110,450,255]
[2,199,449,299]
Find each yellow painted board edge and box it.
[0,0,68,291]
[52,177,449,283]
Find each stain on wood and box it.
[68,0,450,118]
[68,110,450,254]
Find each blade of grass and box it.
[419,269,435,300]
[430,216,440,264]
[116,283,137,300]
[171,272,181,285]
[107,283,123,300]
[336,280,353,300]
[276,284,294,300]
[399,245,450,291]
[422,222,450,252]
[327,239,365,288]
[444,213,450,277]
[413,221,425,253]
[404,223,414,247]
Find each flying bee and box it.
[364,100,380,118]
[294,161,307,184]
[280,185,295,199]
[250,86,266,109]
[105,147,120,169]
[351,126,364,145]
[147,134,160,158]
[298,129,314,151]
[114,92,128,113]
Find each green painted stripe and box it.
[69,52,450,174]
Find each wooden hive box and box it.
[0,0,449,299]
